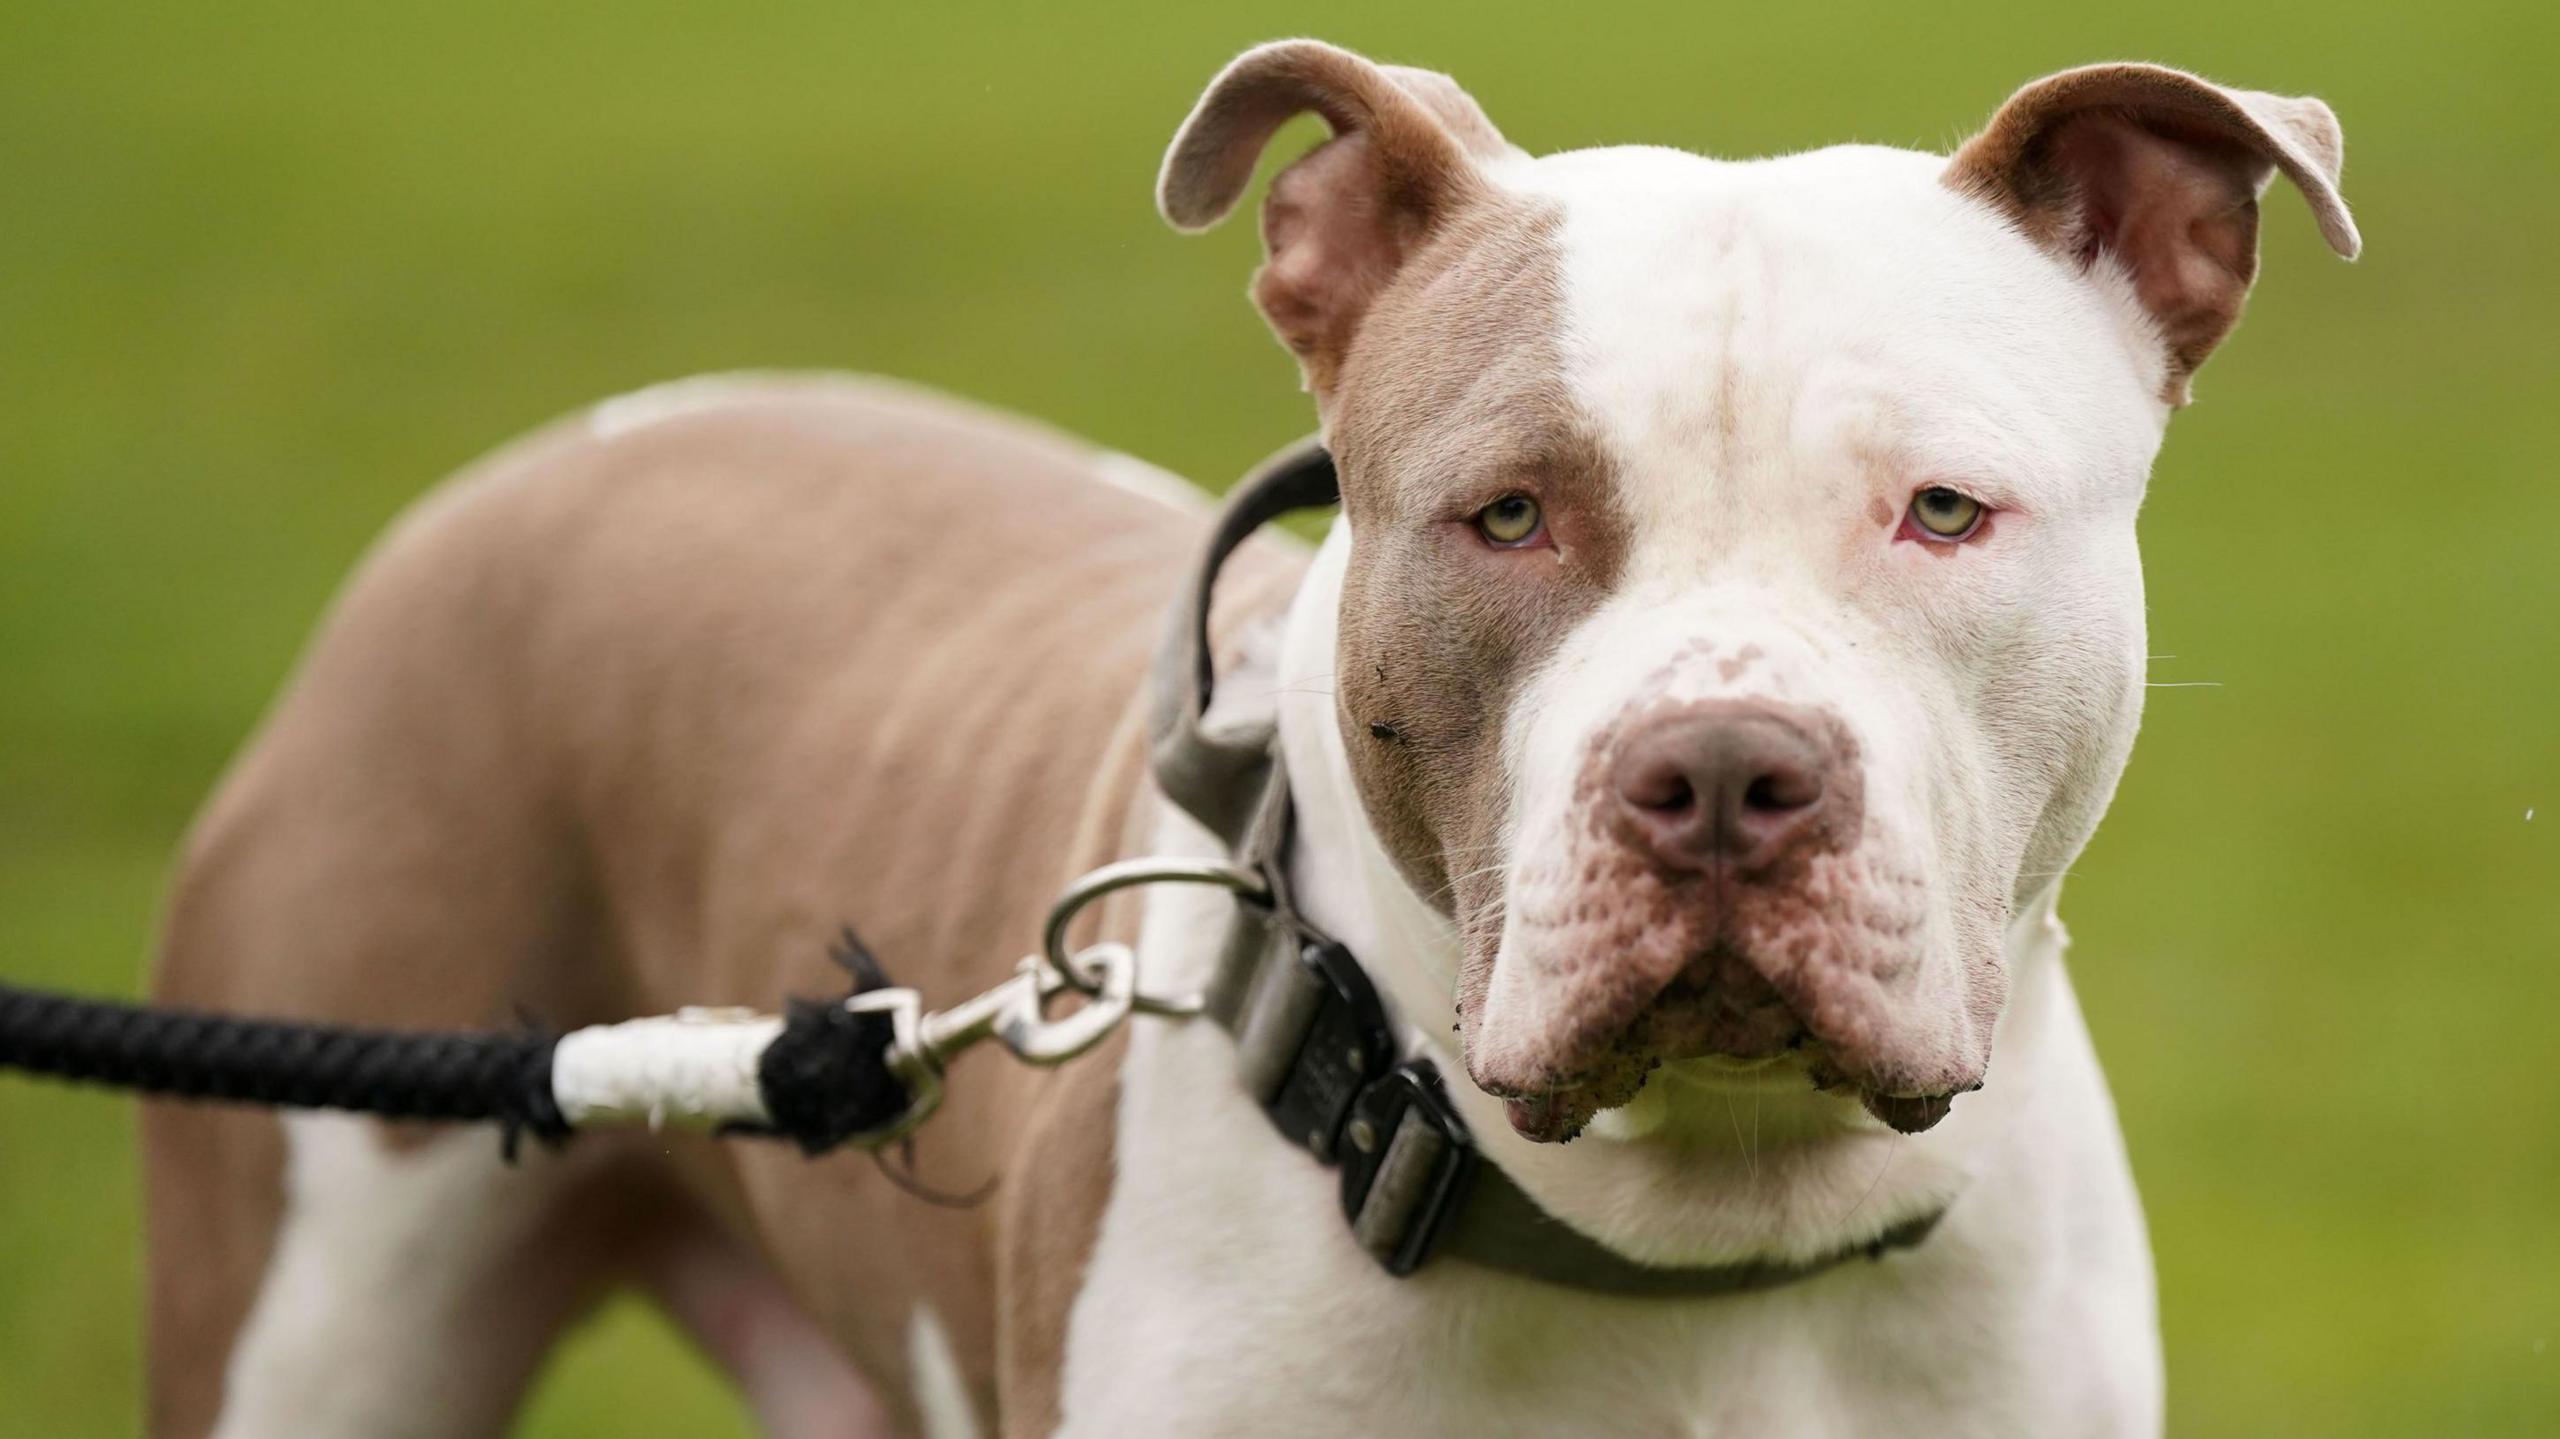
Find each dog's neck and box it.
[1271,517,2079,1264]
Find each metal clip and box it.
[1039,857,1265,1016]
[831,857,1264,1148]
[923,943,1140,1069]
[836,940,1141,1147]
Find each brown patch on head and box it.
[1162,42,1632,1027]
[1944,62,2359,403]
[1325,194,1626,948]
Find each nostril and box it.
[1615,745,1701,816]
[1742,768,1821,814]
[1632,772,1696,815]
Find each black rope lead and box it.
[0,954,912,1160]
[0,983,572,1154]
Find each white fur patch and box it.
[906,1302,982,1439]
[214,1116,553,1438]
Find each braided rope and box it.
[0,983,572,1149]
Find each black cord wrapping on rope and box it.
[753,995,905,1156]
[748,925,911,1156]
[0,983,572,1156]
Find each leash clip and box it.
[840,941,1139,1146]
[836,856,1264,1146]
[1040,856,1265,1016]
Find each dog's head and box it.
[1163,43,2355,1141]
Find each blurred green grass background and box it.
[1,1,2552,1433]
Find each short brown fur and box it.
[142,377,1303,1434]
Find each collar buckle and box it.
[1225,906,1476,1277]
[1338,1060,1478,1276]
[1233,926,1393,1163]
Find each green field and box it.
[2,2,2552,1433]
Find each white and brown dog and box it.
[141,39,2356,1438]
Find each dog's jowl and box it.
[144,40,2354,1439]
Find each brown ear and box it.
[1160,40,1514,402]
[1946,63,2360,403]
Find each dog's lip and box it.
[1500,1091,1589,1144]
[1469,929,1988,1140]
[1480,1049,1808,1144]
[1794,1055,1968,1135]
[1469,965,1818,1143]
[1486,1063,1971,1142]
[1474,1053,1653,1142]
[1856,1089,1958,1134]
[1480,1036,1976,1142]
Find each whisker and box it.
[1750,1083,1762,1177]
[1724,1093,1756,1186]
[1838,1139,1899,1230]
[1427,861,1513,904]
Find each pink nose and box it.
[1608,701,1853,873]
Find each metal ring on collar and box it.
[1040,856,1268,1016]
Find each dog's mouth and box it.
[1474,941,1964,1143]
[1489,1057,1961,1144]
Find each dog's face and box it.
[1165,44,2355,1141]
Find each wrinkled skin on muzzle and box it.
[1462,605,2025,1141]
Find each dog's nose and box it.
[1609,702,1846,873]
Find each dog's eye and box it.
[1475,494,1544,547]
[1908,486,1985,541]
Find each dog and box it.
[141,38,2356,1438]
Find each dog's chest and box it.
[1049,876,2079,1438]
[1060,1014,2075,1437]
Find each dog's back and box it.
[142,375,1294,1436]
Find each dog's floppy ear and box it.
[1946,63,2360,404]
[1160,40,1515,403]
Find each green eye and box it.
[1909,486,1985,539]
[1476,494,1544,546]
